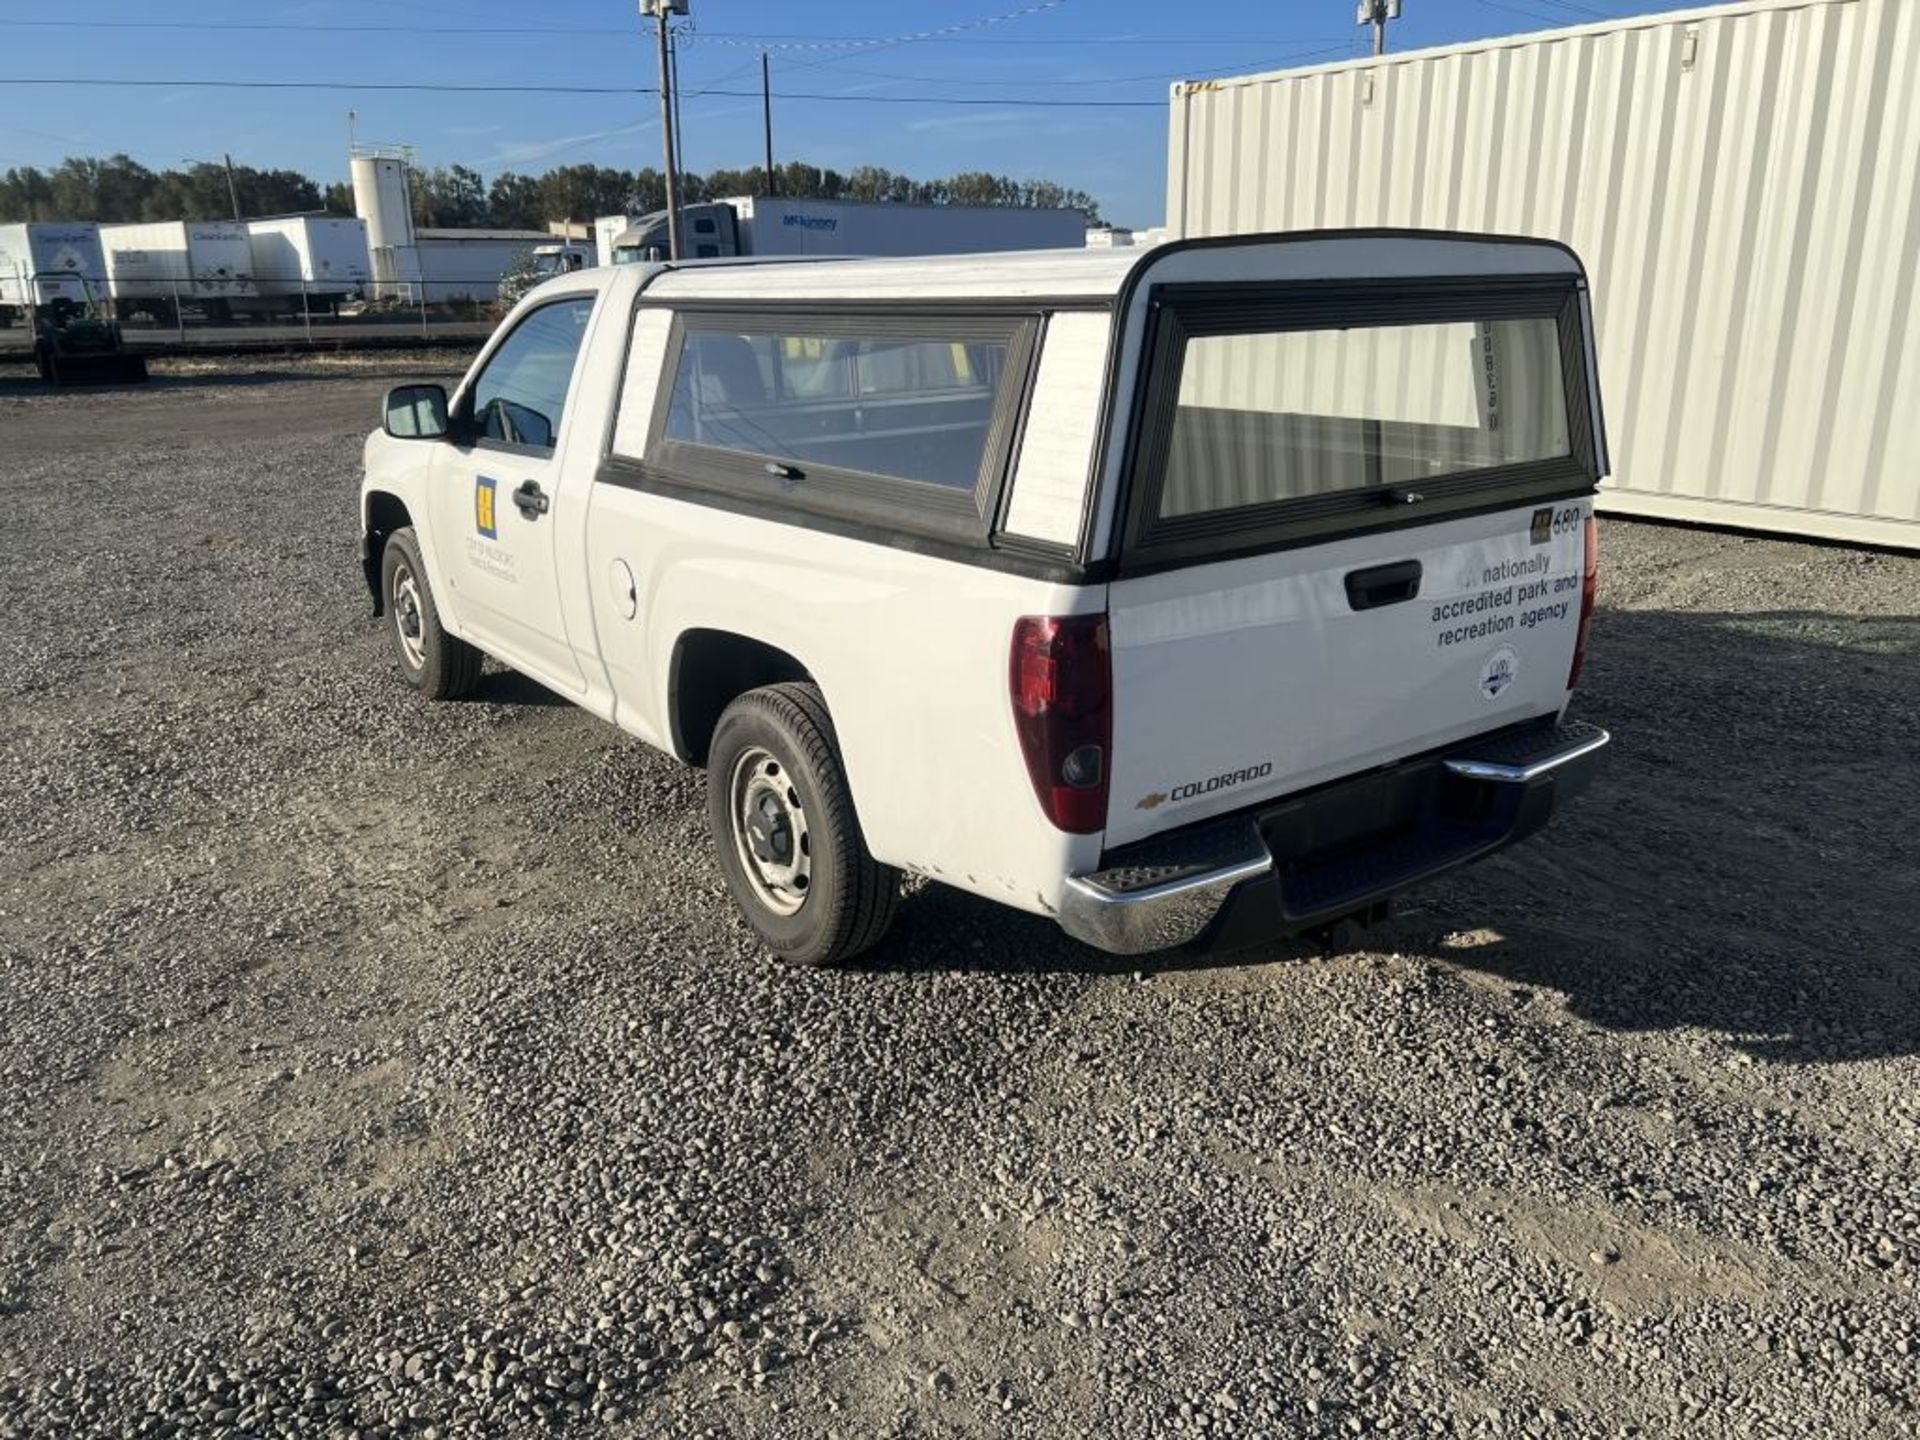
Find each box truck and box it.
[0,223,107,326]
[100,220,256,323]
[607,197,1089,263]
[247,216,372,315]
[1164,0,1920,551]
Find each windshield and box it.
[612,237,666,265]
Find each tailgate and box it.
[1100,262,1603,849]
[1104,499,1591,846]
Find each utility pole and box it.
[222,152,242,222]
[1357,0,1402,56]
[643,0,687,260]
[668,24,686,180]
[762,53,777,196]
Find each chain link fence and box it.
[0,270,503,360]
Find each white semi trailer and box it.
[607,197,1089,263]
[0,223,107,326]
[100,220,257,323]
[247,216,372,315]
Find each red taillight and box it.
[1568,516,1599,689]
[1010,614,1111,834]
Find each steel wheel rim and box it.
[728,745,811,916]
[392,561,427,671]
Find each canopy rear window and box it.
[1124,279,1598,564]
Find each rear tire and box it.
[707,683,900,967]
[380,526,481,700]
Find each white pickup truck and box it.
[361,232,1609,965]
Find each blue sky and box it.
[0,0,1706,227]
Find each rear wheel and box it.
[707,683,900,966]
[380,526,481,699]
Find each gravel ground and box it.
[2,361,1918,1439]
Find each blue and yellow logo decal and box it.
[475,475,498,539]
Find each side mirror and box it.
[384,383,450,440]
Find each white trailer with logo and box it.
[610,197,1090,263]
[1164,0,1920,550]
[0,223,107,326]
[100,220,257,323]
[247,216,372,315]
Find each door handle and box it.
[512,480,549,519]
[1344,559,1422,611]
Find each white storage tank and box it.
[1165,0,1920,550]
[351,152,416,255]
[351,149,423,298]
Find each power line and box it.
[718,90,1160,108]
[0,19,637,37]
[688,32,1355,47]
[1506,0,1621,16]
[1467,0,1614,24]
[0,76,1168,107]
[809,45,1354,88]
[0,77,658,95]
[0,17,1356,49]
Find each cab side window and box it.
[469,297,596,453]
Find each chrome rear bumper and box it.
[1057,719,1610,956]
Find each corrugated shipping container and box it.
[1166,0,1920,550]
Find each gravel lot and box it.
[2,359,1917,1439]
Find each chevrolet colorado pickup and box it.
[362,231,1610,965]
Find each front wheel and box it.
[707,684,900,967]
[380,526,481,699]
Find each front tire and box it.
[707,683,900,967]
[380,526,481,699]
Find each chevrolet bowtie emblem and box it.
[1136,792,1168,811]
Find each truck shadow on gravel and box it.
[456,665,575,708]
[864,605,1920,1064]
[1422,605,1920,1065]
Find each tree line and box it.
[0,154,1101,228]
